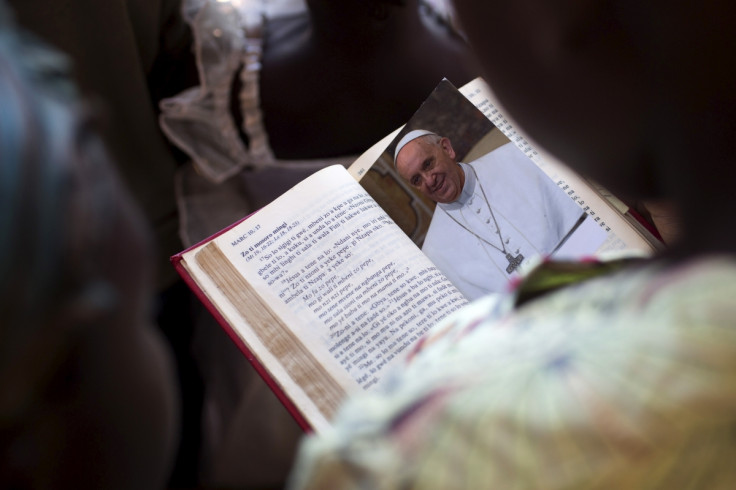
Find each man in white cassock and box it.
[394,129,605,300]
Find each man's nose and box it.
[418,174,429,193]
[423,172,436,191]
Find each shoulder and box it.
[423,206,456,245]
[468,142,532,169]
[422,206,470,263]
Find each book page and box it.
[459,78,659,254]
[348,127,402,181]
[340,78,657,302]
[348,78,659,258]
[209,166,468,393]
[348,126,403,181]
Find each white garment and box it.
[159,0,355,246]
[422,142,589,299]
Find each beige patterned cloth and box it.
[159,0,355,246]
[290,256,736,489]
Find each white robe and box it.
[421,142,600,300]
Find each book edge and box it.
[170,253,315,433]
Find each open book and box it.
[172,78,662,433]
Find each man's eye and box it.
[411,176,420,186]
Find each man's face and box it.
[396,137,465,203]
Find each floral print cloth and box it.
[290,256,736,489]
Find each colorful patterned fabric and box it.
[290,257,736,489]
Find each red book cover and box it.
[170,213,314,433]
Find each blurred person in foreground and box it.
[0,6,177,487]
[4,1,204,484]
[288,0,736,488]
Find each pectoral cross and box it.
[505,252,524,274]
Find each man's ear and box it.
[440,137,456,160]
